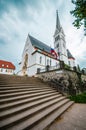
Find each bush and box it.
[64,64,70,70]
[69,92,86,103]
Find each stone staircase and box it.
[0,74,74,130]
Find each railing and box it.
[37,64,60,74]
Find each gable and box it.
[22,35,34,57]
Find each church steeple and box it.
[54,10,68,65]
[56,10,61,31]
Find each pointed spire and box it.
[56,10,61,30]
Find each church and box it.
[20,11,75,76]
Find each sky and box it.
[0,0,86,73]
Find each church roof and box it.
[29,35,51,53]
[67,49,75,60]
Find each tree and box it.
[70,0,86,35]
[77,64,81,72]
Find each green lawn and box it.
[69,92,86,103]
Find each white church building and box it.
[20,11,75,76]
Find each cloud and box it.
[0,0,86,73]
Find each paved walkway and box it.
[47,103,86,130]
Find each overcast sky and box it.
[0,0,86,72]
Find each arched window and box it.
[68,61,70,66]
[47,59,49,65]
[50,59,52,66]
[40,56,42,64]
[57,43,59,48]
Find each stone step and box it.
[0,79,41,83]
[0,95,63,119]
[0,82,44,85]
[0,92,60,109]
[0,89,55,99]
[0,74,74,130]
[0,87,54,94]
[0,84,49,88]
[0,83,47,88]
[0,76,39,80]
[0,98,69,129]
[0,91,58,103]
[0,79,42,82]
[0,74,37,79]
[31,101,74,130]
[0,79,40,82]
[0,77,39,81]
[0,86,50,91]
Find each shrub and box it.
[69,92,86,103]
[64,64,70,70]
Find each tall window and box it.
[47,59,49,65]
[40,56,42,64]
[50,59,52,66]
[57,43,59,48]
[68,61,70,66]
[56,62,58,67]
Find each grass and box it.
[69,92,86,103]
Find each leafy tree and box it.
[77,64,81,72]
[70,0,86,35]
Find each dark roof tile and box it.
[67,49,75,60]
[29,35,51,53]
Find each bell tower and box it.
[54,11,68,64]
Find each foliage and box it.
[64,64,71,70]
[69,92,86,103]
[25,74,28,77]
[77,64,81,72]
[70,0,86,35]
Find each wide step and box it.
[31,101,74,130]
[0,74,74,130]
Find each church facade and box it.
[20,12,75,76]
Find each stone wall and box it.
[81,74,86,81]
[37,69,79,89]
